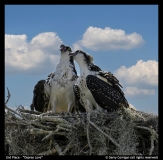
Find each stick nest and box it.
[5,89,158,155]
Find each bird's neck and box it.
[78,62,91,78]
[60,53,70,62]
[56,52,73,69]
[55,53,77,78]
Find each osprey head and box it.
[69,50,94,65]
[60,44,72,53]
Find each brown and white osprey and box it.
[69,50,129,114]
[30,45,85,113]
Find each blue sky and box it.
[5,5,158,114]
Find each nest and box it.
[5,88,158,155]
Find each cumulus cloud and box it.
[124,87,155,98]
[73,26,145,51]
[5,32,63,75]
[113,60,158,98]
[114,60,158,88]
[72,43,84,52]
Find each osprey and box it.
[46,45,84,113]
[30,45,84,113]
[69,50,129,113]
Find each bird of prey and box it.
[46,44,79,113]
[69,50,129,114]
[30,45,84,113]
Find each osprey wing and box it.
[30,80,49,112]
[98,71,124,95]
[73,84,86,112]
[86,75,129,112]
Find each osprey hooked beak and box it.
[60,45,66,52]
[69,52,77,57]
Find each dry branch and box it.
[18,108,42,115]
[5,87,11,104]
[89,120,122,149]
[39,116,69,124]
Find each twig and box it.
[86,113,92,155]
[20,112,40,120]
[59,123,77,130]
[39,116,69,124]
[89,120,122,149]
[53,138,63,155]
[40,111,56,116]
[5,105,29,121]
[38,148,56,155]
[135,126,151,131]
[5,121,29,126]
[103,126,116,132]
[5,87,11,104]
[5,110,22,121]
[42,131,56,141]
[149,128,157,155]
[30,121,50,130]
[55,125,70,132]
[62,139,74,155]
[135,126,158,155]
[29,129,66,136]
[135,126,158,137]
[18,108,42,115]
[149,138,154,155]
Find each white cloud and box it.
[73,26,145,51]
[29,32,62,53]
[5,32,63,75]
[124,87,155,98]
[72,43,84,52]
[113,60,158,98]
[114,60,158,89]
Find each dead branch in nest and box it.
[5,105,29,121]
[89,120,122,149]
[18,108,42,115]
[5,102,158,155]
[53,138,63,155]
